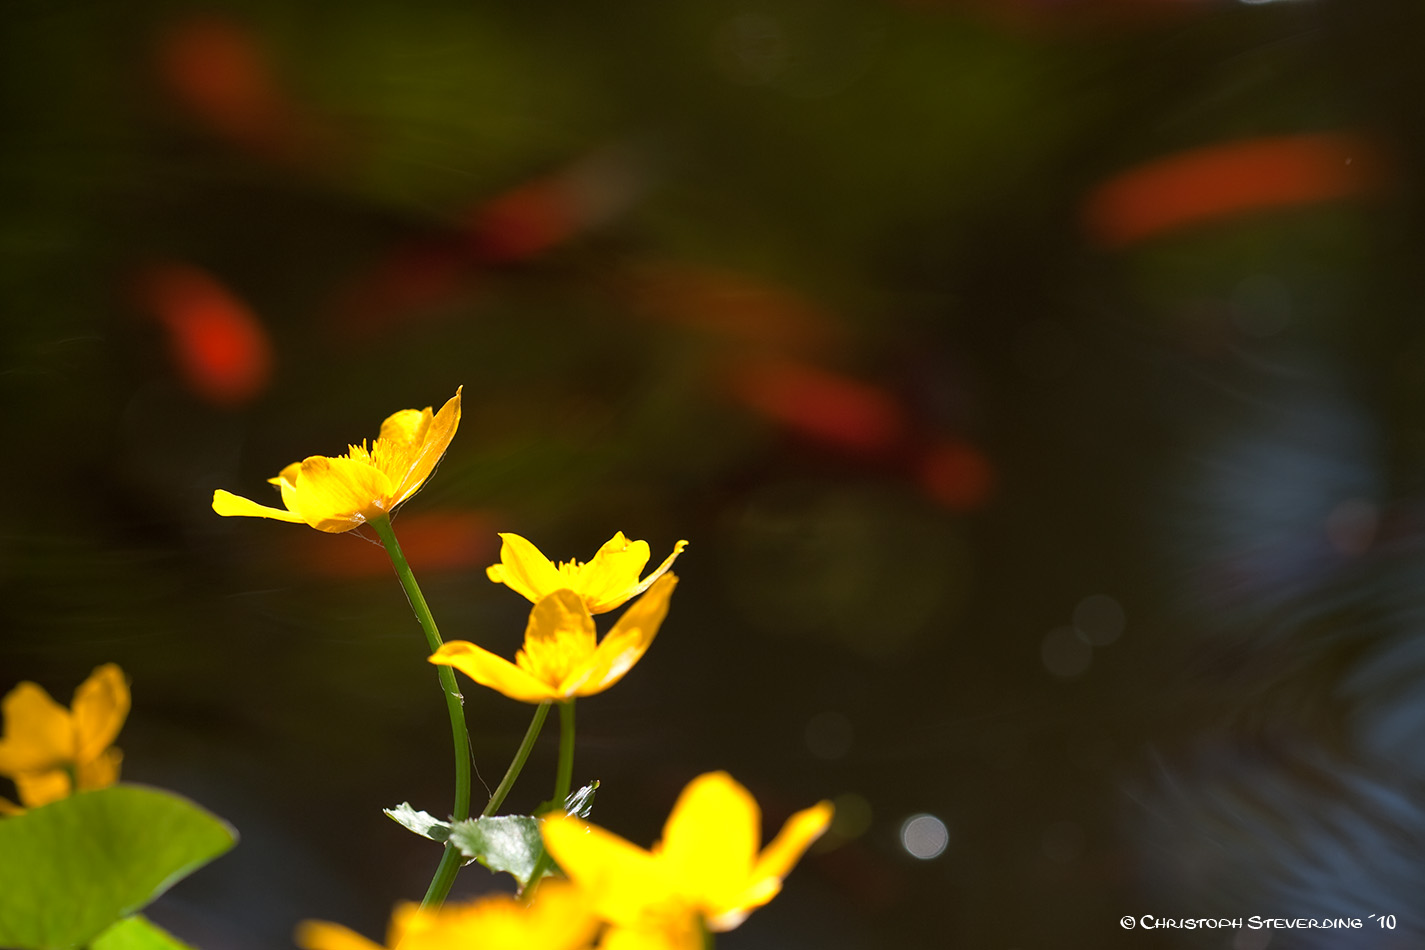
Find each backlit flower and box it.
[296,880,596,950]
[0,664,129,814]
[542,771,833,949]
[487,532,687,614]
[213,387,461,533]
[430,574,676,703]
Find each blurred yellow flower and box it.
[212,387,461,533]
[430,574,676,703]
[296,880,596,950]
[0,664,129,814]
[542,771,833,949]
[487,532,687,614]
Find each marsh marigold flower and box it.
[296,880,596,950]
[430,574,676,703]
[212,388,461,533]
[487,532,687,614]
[0,664,129,815]
[542,771,833,949]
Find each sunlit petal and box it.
[521,590,599,695]
[378,408,432,449]
[659,772,760,912]
[14,768,71,808]
[576,574,676,696]
[291,456,393,531]
[542,814,675,928]
[384,903,422,949]
[750,800,834,885]
[211,489,305,523]
[487,533,565,602]
[294,920,387,950]
[499,880,598,950]
[215,388,461,534]
[76,746,123,791]
[599,918,703,950]
[429,641,559,704]
[609,540,688,612]
[388,388,462,506]
[72,664,130,763]
[576,533,649,612]
[0,683,75,775]
[401,882,597,950]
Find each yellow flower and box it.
[541,771,833,950]
[212,388,461,533]
[295,880,597,950]
[0,664,129,814]
[487,532,687,614]
[430,574,676,703]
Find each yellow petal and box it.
[612,540,688,613]
[582,537,688,614]
[211,489,305,524]
[291,456,394,531]
[385,903,422,949]
[750,799,834,885]
[574,574,677,697]
[515,879,601,950]
[541,814,674,928]
[76,746,123,791]
[398,883,597,950]
[575,533,649,612]
[706,800,832,929]
[0,683,75,775]
[294,920,387,950]
[658,772,760,914]
[600,919,703,950]
[487,534,565,603]
[520,590,598,695]
[385,388,462,507]
[14,768,71,808]
[429,641,559,704]
[72,664,129,763]
[379,408,432,449]
[272,462,305,515]
[0,796,23,816]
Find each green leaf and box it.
[446,815,545,886]
[90,915,194,950]
[382,803,450,843]
[446,781,599,886]
[0,785,236,950]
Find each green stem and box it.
[700,917,715,950]
[369,515,472,910]
[553,699,576,807]
[522,699,577,898]
[482,702,551,817]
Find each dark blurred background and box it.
[5,0,1425,947]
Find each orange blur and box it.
[156,15,331,163]
[917,438,994,511]
[299,510,497,578]
[136,264,274,407]
[622,262,845,357]
[725,357,908,454]
[1083,132,1389,247]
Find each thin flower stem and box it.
[482,702,551,817]
[701,918,716,950]
[522,699,577,899]
[554,699,576,807]
[369,515,472,910]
